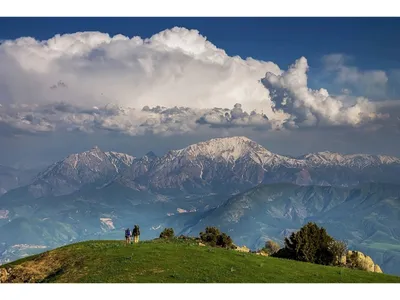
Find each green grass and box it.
[2,239,400,283]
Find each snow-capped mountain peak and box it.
[105,151,135,169]
[173,136,273,162]
[17,136,400,198]
[31,146,136,197]
[299,151,400,168]
[38,147,135,177]
[299,151,345,163]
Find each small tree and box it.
[279,222,335,265]
[200,227,221,247]
[328,240,348,266]
[199,227,234,249]
[263,240,280,255]
[216,233,234,249]
[160,228,175,239]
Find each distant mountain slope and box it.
[26,147,135,197]
[4,136,400,199]
[1,240,399,283]
[116,136,400,194]
[177,183,400,275]
[298,151,400,168]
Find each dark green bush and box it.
[200,227,221,247]
[159,228,175,239]
[199,227,234,249]
[217,233,234,249]
[274,222,338,266]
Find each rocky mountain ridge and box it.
[4,136,400,198]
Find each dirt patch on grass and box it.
[151,268,165,274]
[0,251,66,283]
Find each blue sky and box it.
[1,17,399,71]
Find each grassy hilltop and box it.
[1,239,400,283]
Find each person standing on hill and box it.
[125,228,131,245]
[133,225,140,243]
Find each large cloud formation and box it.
[0,27,390,136]
[263,57,384,128]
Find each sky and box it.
[0,17,400,168]
[1,18,400,71]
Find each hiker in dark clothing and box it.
[133,225,140,243]
[125,228,131,245]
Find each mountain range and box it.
[8,136,400,199]
[0,136,399,275]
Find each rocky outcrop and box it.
[374,264,383,273]
[255,251,268,257]
[234,245,250,253]
[346,250,383,273]
[0,268,9,283]
[340,255,347,265]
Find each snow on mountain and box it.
[173,136,272,161]
[105,151,135,172]
[299,151,400,168]
[30,146,135,197]
[28,137,400,193]
[119,136,400,192]
[175,136,400,169]
[174,136,400,169]
[168,136,303,169]
[6,136,400,197]
[37,146,135,179]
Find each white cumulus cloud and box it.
[0,27,388,136]
[262,57,384,128]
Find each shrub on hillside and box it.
[199,227,234,249]
[217,233,234,249]
[271,247,293,259]
[159,228,175,239]
[263,240,280,255]
[200,227,221,247]
[274,222,337,266]
[328,240,348,265]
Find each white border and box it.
[0,1,399,299]
[0,283,399,300]
[0,0,399,17]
